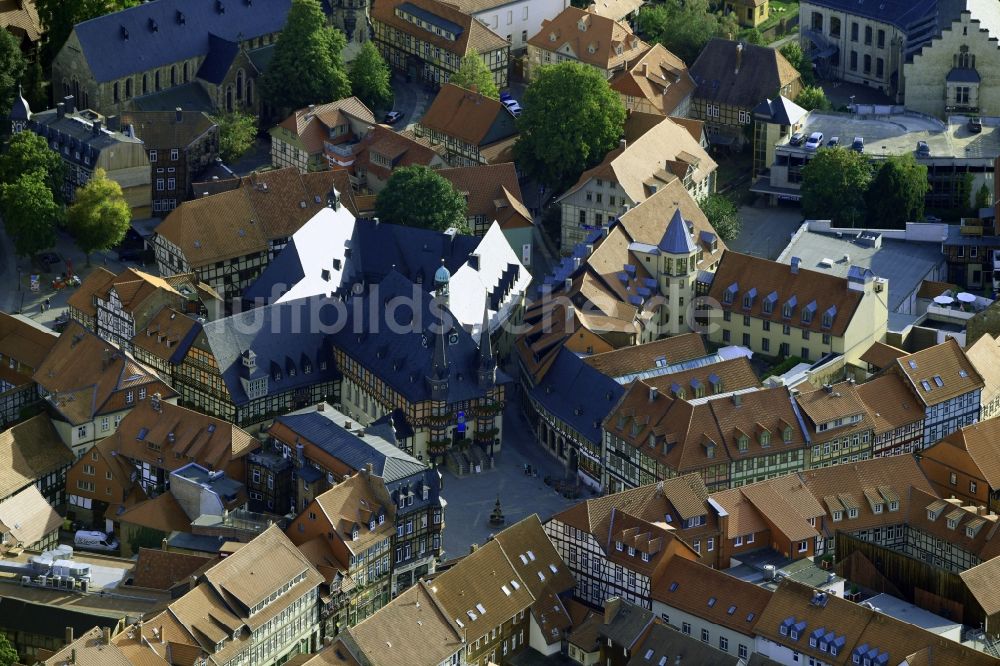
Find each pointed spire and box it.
[478,301,496,389]
[657,208,697,254]
[9,85,31,123]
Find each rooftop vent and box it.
[149,18,158,32]
[120,25,129,40]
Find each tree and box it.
[780,41,815,86]
[349,42,393,112]
[0,29,24,124]
[375,166,469,233]
[745,28,764,45]
[975,182,992,210]
[0,171,60,258]
[795,85,830,111]
[514,62,625,189]
[701,194,741,241]
[35,0,139,66]
[67,168,131,264]
[800,147,872,226]
[213,111,258,163]
[260,0,350,113]
[20,55,47,111]
[0,131,66,203]
[449,49,499,99]
[637,0,736,65]
[863,154,929,228]
[0,632,16,666]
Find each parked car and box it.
[502,99,522,117]
[383,111,403,124]
[916,140,930,157]
[827,136,840,147]
[851,136,864,152]
[789,131,805,146]
[969,116,983,133]
[804,132,824,150]
[74,530,119,552]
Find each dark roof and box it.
[71,0,293,83]
[243,218,480,304]
[120,109,216,149]
[272,411,427,484]
[800,0,936,30]
[26,106,143,168]
[198,296,342,407]
[197,34,240,85]
[327,271,509,405]
[530,347,623,445]
[0,598,120,637]
[598,599,655,648]
[690,39,801,108]
[659,210,697,254]
[947,67,981,83]
[130,82,215,113]
[248,44,276,71]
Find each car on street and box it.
[804,132,824,150]
[383,111,403,124]
[916,140,930,157]
[969,116,983,133]
[827,136,840,147]
[502,99,522,117]
[851,136,865,153]
[789,131,805,146]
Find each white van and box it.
[74,530,119,552]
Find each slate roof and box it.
[690,38,800,109]
[71,0,293,83]
[659,209,697,254]
[598,598,654,648]
[530,346,623,445]
[271,410,426,484]
[197,34,240,85]
[119,109,217,149]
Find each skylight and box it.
[549,564,558,574]
[502,585,511,596]
[519,554,528,565]
[908,360,917,369]
[537,571,546,581]
[475,603,486,614]
[669,582,679,592]
[933,375,943,387]
[527,550,536,561]
[511,580,521,590]
[727,605,737,615]
[708,597,717,607]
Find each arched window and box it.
[72,79,80,103]
[236,69,244,101]
[142,74,148,95]
[113,82,120,103]
[155,70,161,91]
[125,78,132,99]
[246,78,253,105]
[170,65,177,86]
[183,62,189,82]
[226,85,233,111]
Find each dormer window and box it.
[822,306,836,329]
[369,519,376,530]
[352,528,359,540]
[615,540,624,551]
[627,545,635,556]
[738,436,749,452]
[889,500,898,511]
[759,431,770,447]
[848,508,858,519]
[723,283,738,305]
[947,517,958,529]
[762,291,777,315]
[783,426,793,443]
[802,301,816,324]
[832,510,843,522]
[742,287,757,310]
[641,551,650,562]
[873,503,883,514]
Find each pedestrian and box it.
[44,297,50,309]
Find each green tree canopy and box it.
[20,56,47,111]
[36,0,138,66]
[701,193,741,241]
[864,154,929,229]
[780,41,815,86]
[349,42,393,112]
[375,165,469,233]
[0,28,25,124]
[67,168,131,263]
[0,131,66,203]
[213,111,258,163]
[638,0,738,65]
[975,182,992,210]
[0,632,16,666]
[448,50,499,99]
[0,170,60,258]
[801,147,873,226]
[794,85,830,111]
[260,0,351,113]
[514,62,625,189]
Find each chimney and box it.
[649,386,658,402]
[106,115,120,132]
[470,543,478,553]
[56,102,65,118]
[103,627,111,645]
[137,619,143,641]
[175,107,183,123]
[70,649,76,664]
[365,462,374,476]
[735,42,744,74]
[790,256,800,274]
[345,420,352,429]
[65,627,74,645]
[317,402,325,412]
[732,392,742,406]
[619,138,627,149]
[641,61,648,76]
[92,120,102,136]
[604,597,622,624]
[63,95,75,113]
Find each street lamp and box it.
[849,95,855,113]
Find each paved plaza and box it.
[440,400,584,559]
